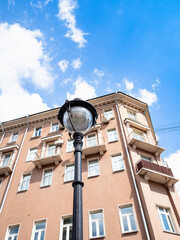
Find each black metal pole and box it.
[72,132,84,240]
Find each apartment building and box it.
[0,92,179,240]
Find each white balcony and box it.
[128,131,164,156]
[32,146,62,168]
[0,157,13,176]
[82,136,107,159]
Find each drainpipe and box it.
[115,92,151,240]
[0,115,29,215]
[0,122,5,145]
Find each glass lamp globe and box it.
[57,98,98,135]
[63,106,93,134]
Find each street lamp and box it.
[57,98,98,240]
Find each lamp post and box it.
[57,98,98,240]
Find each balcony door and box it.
[87,134,97,148]
[2,154,11,167]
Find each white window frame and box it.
[89,209,106,239]
[64,164,75,182]
[87,134,97,148]
[107,128,118,142]
[2,153,11,167]
[34,127,42,137]
[27,148,37,162]
[119,204,138,234]
[59,214,73,240]
[18,173,31,192]
[31,219,47,240]
[88,159,100,177]
[104,108,114,120]
[5,224,20,240]
[133,129,145,141]
[127,110,137,120]
[111,154,124,172]
[10,132,18,143]
[157,206,176,233]
[66,140,74,152]
[51,123,59,133]
[41,168,53,187]
[46,144,56,157]
[141,155,152,162]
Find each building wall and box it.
[0,92,179,240]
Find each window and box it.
[46,144,56,157]
[133,130,144,141]
[104,109,114,120]
[141,155,151,162]
[157,207,175,233]
[19,174,31,191]
[51,123,59,132]
[107,129,118,142]
[41,169,52,187]
[67,140,74,152]
[2,154,11,167]
[6,225,19,240]
[119,205,137,233]
[32,221,46,240]
[34,127,42,137]
[10,133,18,142]
[87,134,97,147]
[65,165,74,182]
[61,216,73,240]
[27,148,37,161]
[88,159,99,177]
[90,210,105,238]
[111,154,124,172]
[128,111,136,120]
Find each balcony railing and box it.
[32,147,62,168]
[82,136,107,159]
[128,131,164,156]
[0,157,13,176]
[136,159,178,186]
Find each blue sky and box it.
[0,1,180,192]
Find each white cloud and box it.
[0,22,53,121]
[164,150,180,197]
[30,0,43,10]
[124,79,134,91]
[60,78,72,85]
[106,87,112,93]
[58,59,69,72]
[67,76,97,100]
[58,0,87,48]
[152,77,160,90]
[116,83,121,88]
[136,89,157,106]
[93,68,104,77]
[8,0,15,8]
[71,58,81,70]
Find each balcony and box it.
[128,131,164,156]
[82,136,107,159]
[0,158,13,176]
[136,160,178,186]
[32,147,62,169]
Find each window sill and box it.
[40,184,51,188]
[88,174,100,178]
[108,140,118,144]
[90,235,105,239]
[113,168,125,173]
[122,230,138,235]
[64,179,74,184]
[163,231,180,236]
[31,136,41,140]
[17,189,28,193]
